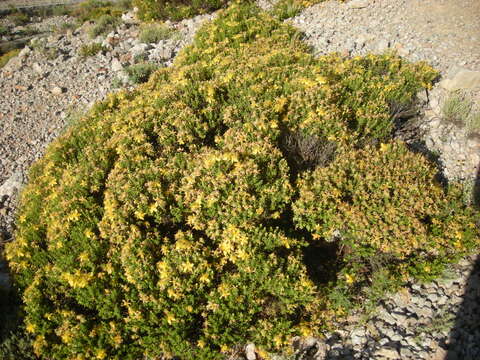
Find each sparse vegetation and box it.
[88,14,120,38]
[0,25,8,37]
[124,62,160,83]
[0,49,20,68]
[56,21,78,34]
[30,38,59,60]
[271,0,304,20]
[442,92,480,136]
[9,12,30,26]
[139,23,180,43]
[78,42,107,57]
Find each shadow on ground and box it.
[446,166,480,360]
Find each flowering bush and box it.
[133,0,231,21]
[6,2,477,359]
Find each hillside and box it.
[0,0,479,359]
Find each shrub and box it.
[71,0,124,22]
[89,14,119,38]
[293,141,478,286]
[78,42,107,57]
[9,12,29,26]
[139,23,179,43]
[133,0,231,21]
[56,21,78,34]
[124,62,160,83]
[0,26,8,36]
[6,2,478,360]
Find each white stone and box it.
[111,58,123,72]
[245,343,256,360]
[51,86,64,95]
[348,0,370,9]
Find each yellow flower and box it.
[165,312,176,325]
[26,322,36,333]
[380,143,389,152]
[96,349,107,359]
[344,273,355,284]
[199,273,210,284]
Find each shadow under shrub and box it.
[6,2,478,360]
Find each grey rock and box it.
[292,336,327,360]
[0,170,24,202]
[129,43,149,58]
[32,62,43,75]
[440,69,480,91]
[374,347,400,359]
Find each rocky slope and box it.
[1,1,479,359]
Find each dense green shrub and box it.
[133,0,231,21]
[6,2,478,360]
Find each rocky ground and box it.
[1,0,480,359]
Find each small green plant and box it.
[442,92,472,126]
[78,42,107,57]
[442,92,480,136]
[0,49,20,68]
[29,38,58,60]
[272,0,304,20]
[88,14,119,38]
[467,111,480,135]
[111,76,124,88]
[139,23,179,43]
[124,62,160,83]
[9,12,29,26]
[57,21,78,34]
[0,26,8,36]
[51,5,71,17]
